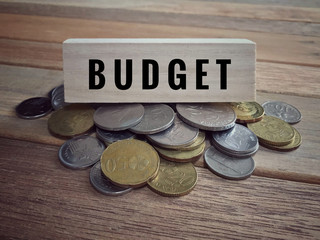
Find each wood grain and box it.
[2,0,320,22]
[0,14,320,67]
[0,39,62,70]
[256,61,320,98]
[63,38,255,103]
[0,137,319,240]
[1,1,319,36]
[0,65,319,183]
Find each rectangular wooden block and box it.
[63,39,255,103]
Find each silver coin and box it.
[16,97,53,119]
[204,146,255,180]
[51,85,63,99]
[58,135,105,169]
[147,115,199,149]
[211,124,258,154]
[262,101,302,124]
[96,127,136,145]
[129,104,174,134]
[211,139,259,158]
[176,103,236,131]
[90,161,132,196]
[49,84,63,99]
[94,104,144,131]
[51,85,69,110]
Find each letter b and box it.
[89,59,105,89]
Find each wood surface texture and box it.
[0,0,319,239]
[63,39,256,103]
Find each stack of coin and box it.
[155,142,206,163]
[211,124,259,158]
[146,116,207,163]
[176,103,236,131]
[16,85,304,195]
[229,102,264,123]
[247,115,301,151]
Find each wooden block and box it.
[63,39,255,103]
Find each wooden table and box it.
[0,1,319,239]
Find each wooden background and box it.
[0,1,319,239]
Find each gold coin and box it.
[229,102,264,123]
[100,139,160,188]
[247,116,294,146]
[178,131,206,151]
[154,142,205,163]
[260,127,302,151]
[148,158,197,197]
[48,104,95,137]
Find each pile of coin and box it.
[15,85,302,196]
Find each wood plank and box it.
[1,1,319,36]
[0,137,319,239]
[63,38,256,103]
[256,61,320,98]
[0,14,320,67]
[1,41,319,98]
[2,0,320,10]
[0,65,319,183]
[1,0,320,23]
[0,39,62,70]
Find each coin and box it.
[52,90,68,110]
[48,84,62,99]
[260,127,302,151]
[90,161,132,196]
[100,139,160,188]
[262,101,302,124]
[48,104,95,137]
[51,85,69,110]
[16,97,53,119]
[229,102,264,123]
[154,141,205,163]
[178,131,206,151]
[50,84,63,99]
[94,104,144,131]
[204,146,255,180]
[211,140,259,158]
[176,103,236,131]
[247,116,295,146]
[129,104,174,134]
[148,158,197,197]
[211,124,259,156]
[147,115,199,149]
[96,127,136,145]
[58,135,105,169]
